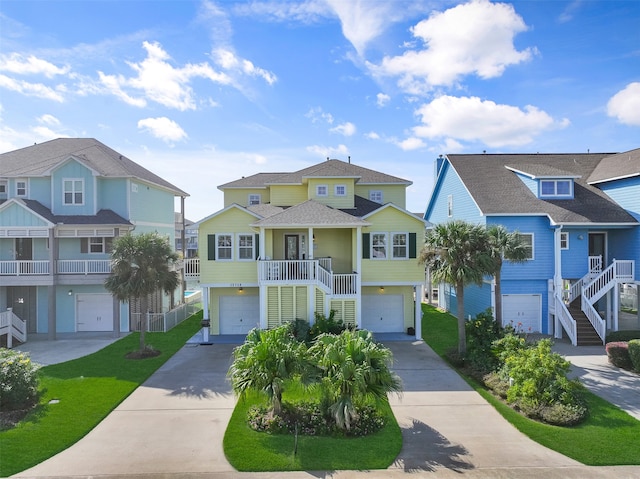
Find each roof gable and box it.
[588,148,640,184]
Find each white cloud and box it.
[557,0,584,23]
[97,72,148,107]
[412,95,569,147]
[369,0,534,94]
[213,48,277,85]
[376,92,390,107]
[607,82,640,127]
[365,131,380,140]
[233,0,332,24]
[306,143,349,159]
[37,114,61,126]
[0,53,70,77]
[395,137,426,151]
[330,121,356,136]
[137,117,188,143]
[0,73,65,102]
[306,107,334,124]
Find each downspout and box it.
[356,226,362,330]
[553,225,564,336]
[180,196,186,302]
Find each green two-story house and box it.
[195,159,426,338]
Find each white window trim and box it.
[560,232,569,250]
[88,237,105,254]
[518,233,534,260]
[248,194,261,205]
[63,178,85,205]
[369,190,383,203]
[316,185,328,197]
[16,179,28,197]
[371,232,388,260]
[334,184,346,197]
[216,233,233,261]
[391,232,409,259]
[237,233,255,261]
[447,195,453,217]
[540,179,573,198]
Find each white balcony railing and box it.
[57,260,112,274]
[0,309,27,348]
[258,259,357,297]
[184,258,200,278]
[0,260,50,275]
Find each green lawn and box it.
[422,304,640,466]
[0,313,203,477]
[224,389,402,471]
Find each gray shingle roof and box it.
[22,199,131,226]
[0,138,188,196]
[218,159,411,189]
[247,203,284,218]
[588,148,640,184]
[506,163,581,178]
[251,200,370,228]
[447,153,637,224]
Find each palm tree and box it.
[105,232,180,352]
[308,330,402,430]
[486,224,530,326]
[228,326,310,416]
[419,220,494,355]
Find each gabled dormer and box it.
[46,155,100,216]
[505,164,580,200]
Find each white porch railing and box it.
[57,259,112,274]
[258,259,357,297]
[184,258,200,279]
[583,259,635,305]
[554,296,577,346]
[0,260,50,275]
[0,309,27,348]
[131,290,203,332]
[581,296,606,344]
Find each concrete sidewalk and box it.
[13,339,640,479]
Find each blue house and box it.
[424,149,640,345]
[0,138,188,340]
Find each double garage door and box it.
[76,294,113,332]
[502,294,541,333]
[219,295,260,334]
[361,295,404,333]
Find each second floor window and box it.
[392,233,408,259]
[316,185,328,197]
[560,232,569,250]
[372,233,387,259]
[64,179,84,205]
[369,190,383,203]
[335,185,346,196]
[248,194,261,205]
[540,180,572,197]
[238,234,254,260]
[217,234,232,260]
[16,180,27,197]
[516,233,534,260]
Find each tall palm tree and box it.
[486,224,530,326]
[228,326,310,416]
[419,220,494,355]
[309,330,402,430]
[105,232,180,352]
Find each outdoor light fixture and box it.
[578,234,584,240]
[68,290,73,296]
[380,286,384,292]
[238,287,243,292]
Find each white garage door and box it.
[502,294,541,333]
[219,295,260,334]
[77,294,113,332]
[361,294,404,333]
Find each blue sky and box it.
[1,0,638,221]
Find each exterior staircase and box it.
[568,299,604,346]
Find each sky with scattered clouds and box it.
[1,0,638,221]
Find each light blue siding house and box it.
[425,149,640,346]
[0,138,188,340]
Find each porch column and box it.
[613,283,619,331]
[308,227,314,260]
[355,226,362,330]
[553,227,563,299]
[48,227,57,340]
[415,284,423,340]
[259,227,266,259]
[202,286,209,320]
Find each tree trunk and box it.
[139,295,147,351]
[456,281,466,355]
[494,269,502,326]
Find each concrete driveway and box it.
[13,340,640,479]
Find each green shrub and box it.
[287,319,311,343]
[605,330,640,343]
[627,339,640,372]
[309,310,346,340]
[465,309,504,374]
[0,348,41,410]
[605,341,634,370]
[501,339,586,425]
[538,402,588,427]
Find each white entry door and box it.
[502,294,541,333]
[77,294,113,331]
[361,294,404,333]
[219,295,260,334]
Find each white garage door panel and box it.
[77,294,113,332]
[361,295,404,333]
[502,294,541,333]
[220,295,259,334]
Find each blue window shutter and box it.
[362,233,370,259]
[207,234,216,260]
[409,233,417,259]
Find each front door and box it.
[7,286,37,333]
[589,232,606,267]
[285,234,299,260]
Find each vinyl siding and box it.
[0,202,49,227]
[269,185,307,206]
[51,160,96,216]
[515,172,538,196]
[559,229,590,279]
[98,178,129,219]
[223,188,270,208]
[355,185,406,209]
[307,178,355,209]
[312,229,352,272]
[598,177,640,220]
[426,161,483,224]
[129,181,175,229]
